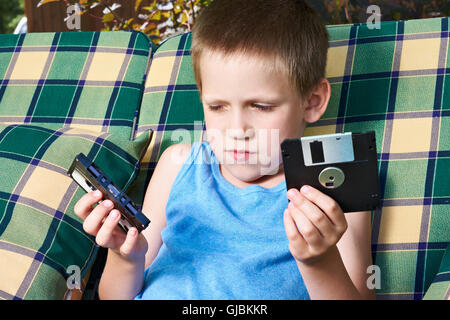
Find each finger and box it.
[288,201,323,247]
[283,209,308,253]
[74,190,103,220]
[95,209,125,248]
[287,189,334,237]
[83,199,114,235]
[119,227,139,257]
[299,185,346,228]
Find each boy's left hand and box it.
[283,185,348,265]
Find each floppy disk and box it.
[67,153,150,233]
[281,131,381,212]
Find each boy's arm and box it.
[98,250,146,300]
[140,142,192,269]
[284,186,376,300]
[97,143,192,300]
[337,210,375,299]
[293,212,375,300]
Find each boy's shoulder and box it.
[143,142,193,211]
[159,142,193,168]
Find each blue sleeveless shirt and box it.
[135,141,310,300]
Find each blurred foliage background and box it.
[0,0,25,33]
[1,1,449,43]
[313,0,449,24]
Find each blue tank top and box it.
[135,141,310,300]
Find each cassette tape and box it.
[281,131,381,212]
[67,153,150,233]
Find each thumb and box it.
[119,227,139,257]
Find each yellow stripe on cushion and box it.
[85,52,126,82]
[378,205,423,244]
[20,166,73,210]
[145,56,176,88]
[400,38,441,71]
[326,46,349,78]
[390,118,433,153]
[9,52,50,80]
[303,124,338,137]
[0,249,35,297]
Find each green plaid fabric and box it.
[0,124,151,299]
[423,244,450,300]
[127,32,203,205]
[131,17,450,299]
[0,30,154,299]
[0,31,152,140]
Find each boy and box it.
[74,0,375,299]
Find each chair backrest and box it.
[0,30,151,141]
[132,17,450,299]
[0,30,154,299]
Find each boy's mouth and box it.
[227,150,253,161]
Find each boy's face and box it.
[199,50,312,182]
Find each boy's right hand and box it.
[74,190,148,263]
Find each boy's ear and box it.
[302,78,331,124]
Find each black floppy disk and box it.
[67,153,150,233]
[281,131,380,212]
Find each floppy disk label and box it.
[300,132,354,166]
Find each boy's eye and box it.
[252,104,273,111]
[207,104,273,111]
[208,105,223,111]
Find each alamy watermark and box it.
[65,5,380,35]
[169,121,282,175]
[67,263,380,292]
[367,264,381,290]
[66,5,82,31]
[66,265,81,290]
[367,5,381,30]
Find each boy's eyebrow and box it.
[202,95,285,104]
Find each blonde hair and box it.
[191,0,329,100]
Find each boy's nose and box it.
[229,109,254,138]
[228,128,255,140]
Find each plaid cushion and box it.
[423,243,450,300]
[132,17,450,300]
[127,32,203,205]
[0,31,152,140]
[323,17,450,300]
[0,124,152,299]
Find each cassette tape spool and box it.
[67,153,150,233]
[281,131,381,212]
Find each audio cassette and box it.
[281,131,381,212]
[67,153,150,233]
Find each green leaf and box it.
[161,11,171,19]
[135,0,144,12]
[181,11,189,24]
[152,11,161,21]
[102,12,114,23]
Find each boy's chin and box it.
[220,161,283,179]
[214,149,283,176]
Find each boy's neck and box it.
[218,163,285,190]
